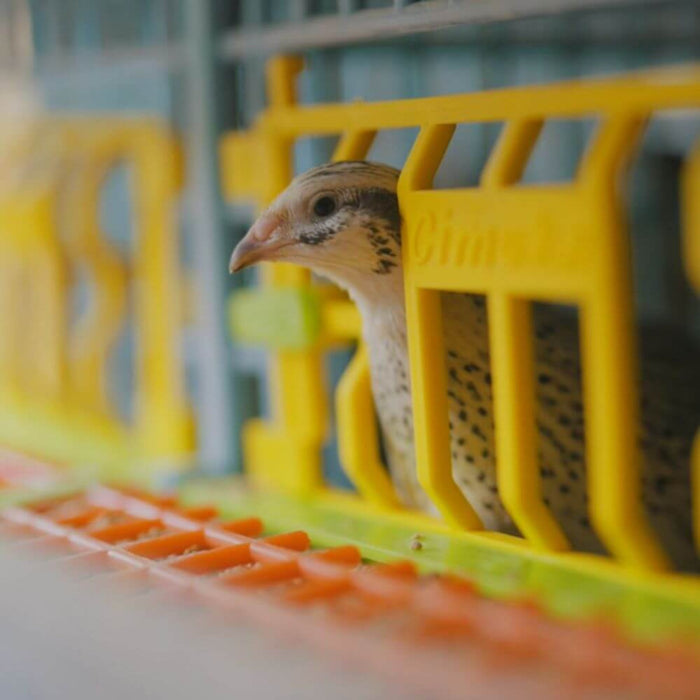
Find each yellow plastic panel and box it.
[221,59,700,572]
[62,122,192,463]
[0,119,192,473]
[401,118,666,567]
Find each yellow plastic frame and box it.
[0,119,192,473]
[222,58,700,573]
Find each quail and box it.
[230,161,699,569]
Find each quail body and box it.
[230,161,699,569]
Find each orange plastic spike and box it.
[282,578,351,605]
[351,561,418,603]
[260,530,311,551]
[169,543,253,575]
[179,506,218,522]
[126,529,207,559]
[222,559,300,587]
[219,517,264,537]
[90,518,163,544]
[55,506,109,528]
[307,545,361,566]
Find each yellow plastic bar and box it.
[0,136,65,436]
[0,181,67,401]
[266,55,305,109]
[332,130,376,162]
[64,141,127,417]
[401,124,483,530]
[0,245,20,392]
[488,295,569,550]
[682,141,700,551]
[336,344,400,507]
[482,119,569,550]
[21,189,67,401]
[242,57,329,494]
[480,119,543,187]
[222,66,700,139]
[577,116,668,570]
[128,126,192,459]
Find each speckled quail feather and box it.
[230,161,700,569]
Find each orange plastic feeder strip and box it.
[1,486,698,699]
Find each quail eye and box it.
[312,195,336,218]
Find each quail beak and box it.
[229,214,292,273]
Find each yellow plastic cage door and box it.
[222,57,700,576]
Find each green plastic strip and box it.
[180,477,700,649]
[228,287,321,349]
[0,479,90,510]
[0,406,133,476]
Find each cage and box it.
[0,1,699,697]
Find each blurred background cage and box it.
[0,0,699,643]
